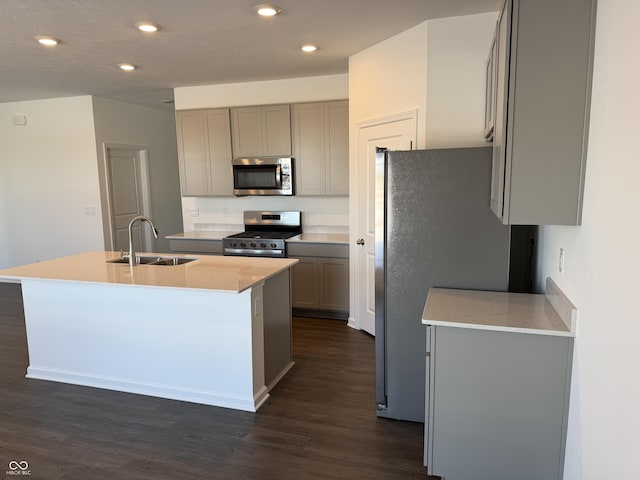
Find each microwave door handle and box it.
[276,165,282,187]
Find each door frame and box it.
[349,110,418,332]
[99,143,153,252]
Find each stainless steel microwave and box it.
[232,157,294,196]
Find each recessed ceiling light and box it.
[135,22,160,33]
[301,45,318,53]
[255,4,282,16]
[118,63,136,72]
[35,36,60,46]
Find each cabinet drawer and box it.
[169,239,223,255]
[287,243,348,258]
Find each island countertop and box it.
[422,279,577,337]
[0,251,298,293]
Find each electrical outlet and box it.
[190,208,199,217]
[223,208,229,217]
[559,248,565,274]
[318,208,325,218]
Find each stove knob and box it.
[260,243,267,248]
[250,242,256,248]
[240,242,246,247]
[271,243,277,248]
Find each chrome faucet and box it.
[126,216,159,267]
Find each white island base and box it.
[19,268,293,412]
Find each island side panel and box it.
[262,269,294,390]
[250,283,267,409]
[20,279,264,412]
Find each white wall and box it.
[349,22,428,148]
[426,12,498,148]
[536,1,639,478]
[91,97,183,252]
[0,171,9,268]
[0,96,104,268]
[347,13,495,150]
[347,22,429,328]
[173,75,350,233]
[175,74,348,110]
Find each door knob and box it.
[356,238,365,245]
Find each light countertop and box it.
[0,251,298,293]
[422,279,577,337]
[287,233,348,244]
[167,231,349,244]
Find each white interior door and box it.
[355,114,416,335]
[106,147,151,253]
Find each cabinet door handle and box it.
[356,238,365,245]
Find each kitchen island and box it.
[0,251,298,412]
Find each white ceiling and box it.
[0,0,499,110]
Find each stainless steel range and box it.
[223,211,301,258]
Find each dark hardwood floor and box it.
[0,282,433,479]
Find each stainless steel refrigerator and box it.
[375,147,536,423]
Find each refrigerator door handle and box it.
[374,150,388,411]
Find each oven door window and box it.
[233,165,282,190]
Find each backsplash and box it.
[180,196,349,234]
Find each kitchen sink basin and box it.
[107,255,196,266]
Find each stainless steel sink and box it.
[107,255,196,266]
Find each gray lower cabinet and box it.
[176,109,233,196]
[317,257,349,311]
[168,239,349,318]
[292,101,349,196]
[425,325,573,480]
[290,258,318,308]
[168,239,223,255]
[288,243,349,319]
[490,0,596,225]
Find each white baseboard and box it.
[267,361,295,392]
[27,366,261,412]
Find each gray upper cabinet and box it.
[292,100,349,196]
[490,0,596,225]
[176,109,233,196]
[230,105,292,158]
[484,29,497,142]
